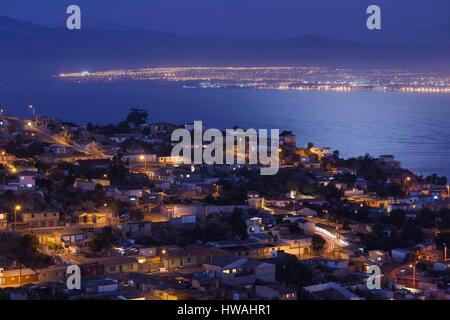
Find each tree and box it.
[275,255,313,287]
[383,209,406,228]
[0,290,10,300]
[361,233,383,250]
[228,208,248,240]
[126,108,148,127]
[342,218,351,231]
[195,215,232,242]
[376,183,403,197]
[129,208,144,221]
[321,184,343,201]
[417,208,436,228]
[401,221,424,244]
[312,235,325,252]
[108,155,128,185]
[90,227,120,252]
[424,174,447,186]
[0,235,52,268]
[438,208,450,229]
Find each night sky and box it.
[1,0,449,40]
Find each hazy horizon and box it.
[0,0,449,44]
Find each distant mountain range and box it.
[1,16,449,81]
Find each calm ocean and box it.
[2,81,450,178]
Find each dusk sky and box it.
[1,0,449,40]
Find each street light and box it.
[29,104,35,121]
[158,192,167,206]
[409,262,418,289]
[409,253,428,289]
[161,249,169,270]
[444,243,448,261]
[14,205,21,233]
[140,155,147,168]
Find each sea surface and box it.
[1,81,450,178]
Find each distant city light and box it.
[56,67,450,94]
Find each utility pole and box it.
[444,244,448,261]
[29,105,36,121]
[14,205,21,234]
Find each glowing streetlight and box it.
[29,104,35,121]
[161,248,170,270]
[444,243,448,261]
[409,253,428,288]
[14,205,21,233]
[289,190,296,199]
[140,155,147,168]
[409,262,418,289]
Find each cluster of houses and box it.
[0,114,449,300]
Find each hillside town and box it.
[0,107,449,300]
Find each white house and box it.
[297,207,318,217]
[204,257,276,286]
[122,154,157,165]
[19,171,36,189]
[302,282,363,300]
[320,259,349,270]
